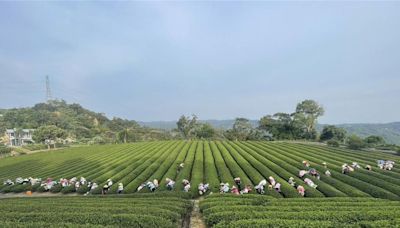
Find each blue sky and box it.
[0,1,399,123]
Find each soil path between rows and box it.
[188,197,206,228]
[0,192,78,199]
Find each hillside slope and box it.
[0,100,162,142]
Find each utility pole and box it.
[46,75,53,102]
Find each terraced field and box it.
[0,193,191,228]
[200,195,400,227]
[1,141,399,200]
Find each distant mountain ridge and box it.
[326,122,400,145]
[140,120,400,145]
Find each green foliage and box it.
[22,144,48,151]
[225,118,267,141]
[327,139,340,147]
[232,118,253,141]
[195,123,216,139]
[50,184,63,193]
[203,141,220,192]
[176,115,198,139]
[347,135,367,150]
[0,100,170,143]
[32,125,67,145]
[277,143,400,200]
[60,185,76,194]
[258,100,324,141]
[364,135,386,147]
[201,195,400,227]
[190,141,204,196]
[294,100,324,140]
[0,140,399,202]
[259,113,299,140]
[0,145,12,156]
[10,184,32,193]
[0,194,191,227]
[320,125,347,142]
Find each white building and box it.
[5,129,35,146]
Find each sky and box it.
[0,1,399,124]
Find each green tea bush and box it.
[201,195,400,227]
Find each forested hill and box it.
[0,100,143,143]
[141,120,400,145]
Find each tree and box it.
[364,135,385,147]
[176,115,198,139]
[118,128,140,143]
[195,123,216,139]
[294,100,324,140]
[247,129,272,141]
[259,113,300,140]
[347,135,366,150]
[33,125,67,149]
[228,118,253,141]
[320,125,347,142]
[327,139,340,147]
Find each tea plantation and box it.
[1,141,399,199]
[0,193,191,227]
[1,141,400,227]
[201,195,400,227]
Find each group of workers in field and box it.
[341,160,395,174]
[3,159,396,196]
[1,176,105,194]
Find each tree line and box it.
[1,99,398,152]
[175,99,400,152]
[176,99,324,141]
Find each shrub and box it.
[0,195,191,228]
[22,144,48,151]
[77,185,90,194]
[60,185,76,194]
[237,142,323,197]
[347,135,366,150]
[36,186,47,192]
[190,141,204,196]
[209,142,234,184]
[31,183,41,192]
[327,140,340,147]
[203,141,220,193]
[0,145,11,156]
[201,195,400,227]
[11,184,32,193]
[50,184,63,193]
[273,143,400,200]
